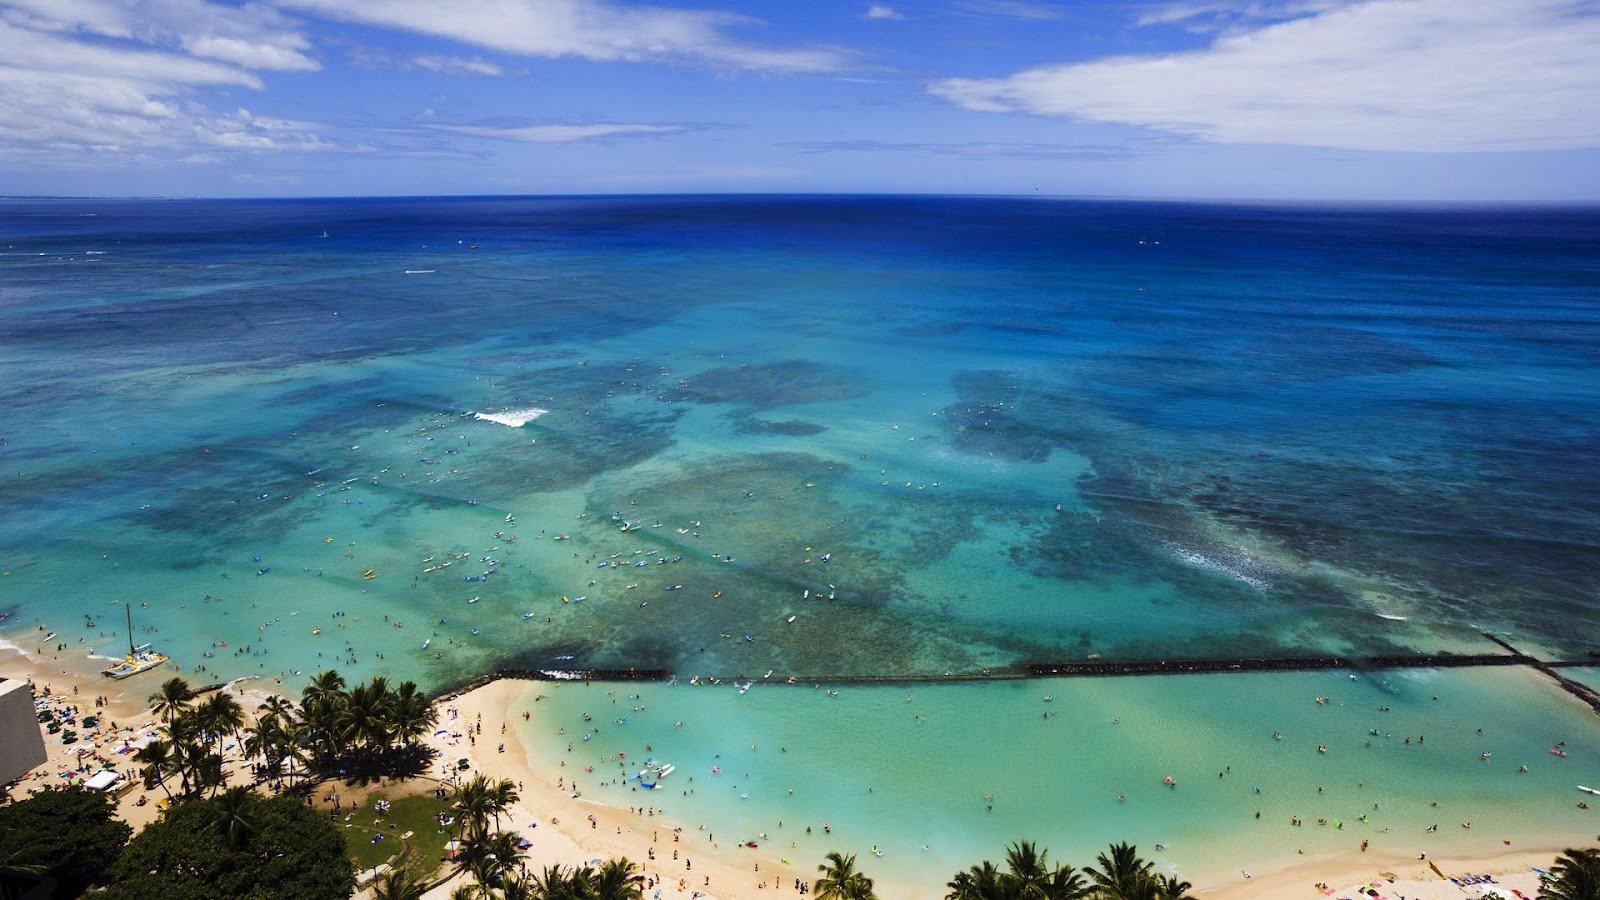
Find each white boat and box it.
[657,764,675,779]
[102,607,166,679]
[103,644,167,680]
[1581,785,1600,796]
[421,639,432,650]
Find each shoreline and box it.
[419,678,887,898]
[428,678,1591,900]
[3,648,1594,899]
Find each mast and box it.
[126,604,135,656]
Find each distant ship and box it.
[102,606,167,679]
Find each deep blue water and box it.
[2,196,1598,688]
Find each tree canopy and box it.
[1540,847,1600,900]
[99,791,355,900]
[0,785,132,897]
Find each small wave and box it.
[539,669,586,680]
[1376,613,1409,621]
[474,407,548,428]
[1169,545,1270,591]
[0,637,35,659]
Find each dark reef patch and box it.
[668,360,869,409]
[728,411,828,437]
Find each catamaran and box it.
[102,605,168,679]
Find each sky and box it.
[1,0,1598,201]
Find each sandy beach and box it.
[2,646,1589,900]
[419,678,846,899]
[417,677,1585,900]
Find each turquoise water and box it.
[4,197,1597,688]
[3,196,1598,882]
[517,668,1600,892]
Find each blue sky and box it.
[1,0,1597,201]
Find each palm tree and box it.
[1541,848,1600,900]
[945,842,1086,899]
[166,713,205,796]
[197,692,246,745]
[451,775,498,850]
[529,864,582,900]
[1155,873,1196,900]
[498,871,538,900]
[370,866,431,900]
[472,830,523,890]
[256,693,297,728]
[205,786,257,850]
[590,857,646,900]
[149,677,196,724]
[487,778,519,835]
[946,860,1003,900]
[1085,842,1155,900]
[339,676,396,751]
[448,884,486,900]
[133,737,176,801]
[390,680,437,747]
[303,669,347,705]
[816,851,877,900]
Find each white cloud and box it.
[1133,0,1351,29]
[412,54,504,76]
[946,0,1064,20]
[280,0,853,73]
[866,5,905,20]
[1,0,319,70]
[0,4,337,161]
[930,0,1600,152]
[434,122,687,142]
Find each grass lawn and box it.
[338,784,457,877]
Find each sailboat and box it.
[320,229,329,238]
[101,605,168,679]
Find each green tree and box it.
[817,851,877,900]
[1155,873,1196,900]
[197,692,246,744]
[134,737,177,800]
[150,676,197,724]
[1540,848,1600,900]
[371,865,433,900]
[205,786,257,850]
[100,792,355,900]
[340,676,395,750]
[1084,842,1156,900]
[947,860,1004,900]
[945,841,1086,899]
[590,857,646,899]
[0,785,132,898]
[390,680,437,748]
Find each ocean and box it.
[3,195,1597,886]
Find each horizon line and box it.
[4,190,1600,211]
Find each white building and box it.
[0,679,48,788]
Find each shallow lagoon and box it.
[517,667,1600,893]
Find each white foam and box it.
[1170,545,1271,592]
[0,637,34,659]
[1376,613,1409,621]
[474,407,548,428]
